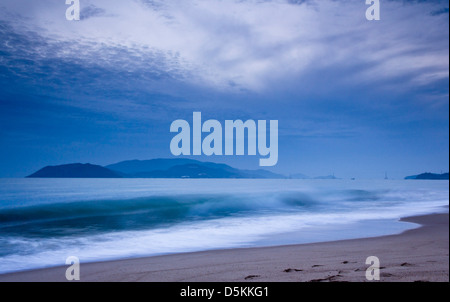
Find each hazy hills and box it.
[27,159,285,179]
[405,172,449,180]
[27,163,122,178]
[26,159,449,180]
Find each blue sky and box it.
[0,0,448,178]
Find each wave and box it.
[0,192,323,237]
[0,179,448,274]
[1,185,444,238]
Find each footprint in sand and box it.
[309,275,342,282]
[283,268,303,273]
[244,275,260,280]
[381,272,394,277]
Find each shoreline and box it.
[0,212,448,282]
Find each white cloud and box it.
[1,0,448,92]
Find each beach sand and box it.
[0,213,448,282]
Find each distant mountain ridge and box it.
[405,172,449,180]
[26,163,122,178]
[289,173,310,179]
[314,175,338,180]
[27,159,285,179]
[106,159,200,175]
[106,159,285,179]
[27,162,449,180]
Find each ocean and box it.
[0,178,448,274]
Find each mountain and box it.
[240,169,285,179]
[405,172,449,180]
[132,164,242,178]
[27,159,286,179]
[27,163,122,178]
[289,173,310,179]
[314,175,338,180]
[106,158,200,175]
[107,159,285,179]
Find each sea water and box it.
[0,178,448,274]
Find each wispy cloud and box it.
[431,7,449,16]
[1,0,448,93]
[80,4,106,20]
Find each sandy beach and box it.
[0,212,448,282]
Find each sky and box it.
[0,0,448,179]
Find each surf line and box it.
[170,112,278,167]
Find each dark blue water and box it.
[0,178,448,273]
